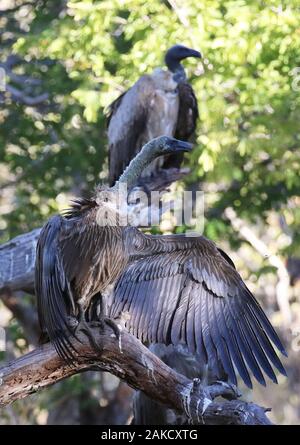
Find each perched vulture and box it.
[35,136,192,362]
[107,44,201,186]
[35,144,287,388]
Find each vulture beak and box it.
[163,137,193,153]
[186,48,202,59]
[165,45,202,67]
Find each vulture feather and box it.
[110,230,287,388]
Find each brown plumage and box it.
[35,197,128,361]
[107,45,201,186]
[36,177,287,383]
[110,230,287,388]
[35,130,286,387]
[35,136,192,362]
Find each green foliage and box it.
[1,0,299,248]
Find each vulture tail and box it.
[35,216,77,364]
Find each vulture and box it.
[35,144,287,388]
[35,136,192,362]
[107,44,201,186]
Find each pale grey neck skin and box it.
[111,138,162,191]
[172,65,186,83]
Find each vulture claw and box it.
[75,319,103,354]
[99,317,121,340]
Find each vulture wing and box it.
[174,82,199,141]
[35,199,105,362]
[106,91,126,129]
[35,215,77,362]
[106,76,154,186]
[110,233,287,388]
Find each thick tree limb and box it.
[0,324,272,425]
[0,228,40,293]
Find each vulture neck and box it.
[112,139,160,191]
[166,60,186,83]
[173,65,186,83]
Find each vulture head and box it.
[165,44,202,82]
[96,137,192,223]
[151,135,193,155]
[113,136,192,191]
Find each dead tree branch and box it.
[5,84,49,106]
[0,228,40,293]
[0,325,272,425]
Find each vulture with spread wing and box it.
[107,44,201,186]
[35,138,287,387]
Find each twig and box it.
[5,84,49,106]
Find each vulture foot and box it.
[94,295,120,339]
[99,316,121,340]
[75,319,103,354]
